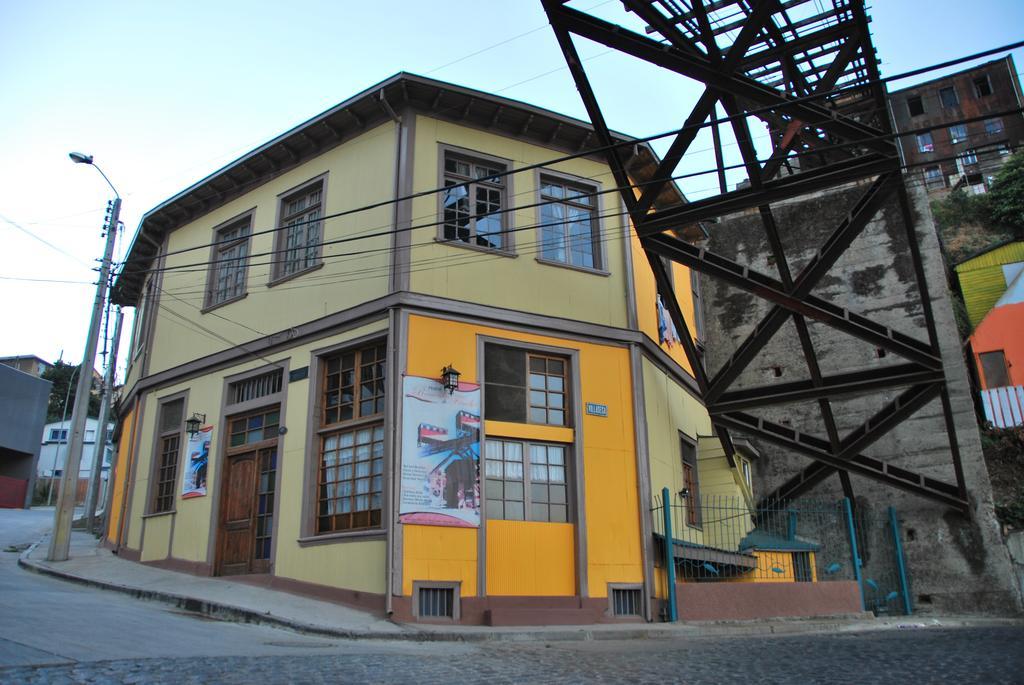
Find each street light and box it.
[48,152,122,562]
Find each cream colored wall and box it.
[642,356,712,505]
[408,116,630,329]
[146,122,398,377]
[127,320,389,594]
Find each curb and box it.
[17,539,1021,643]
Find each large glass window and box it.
[317,342,386,533]
[151,398,184,514]
[484,345,568,426]
[442,152,507,250]
[539,177,600,270]
[484,439,568,523]
[207,216,251,307]
[275,180,323,279]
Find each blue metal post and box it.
[662,487,678,622]
[843,497,866,612]
[888,506,914,615]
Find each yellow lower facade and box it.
[106,309,679,623]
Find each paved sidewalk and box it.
[18,530,1020,643]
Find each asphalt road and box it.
[1,508,1022,684]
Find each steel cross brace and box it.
[541,0,969,511]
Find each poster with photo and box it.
[399,375,481,528]
[181,425,212,499]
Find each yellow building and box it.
[106,74,750,625]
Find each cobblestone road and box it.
[2,625,1021,684]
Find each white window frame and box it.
[535,169,606,274]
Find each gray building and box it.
[0,364,51,508]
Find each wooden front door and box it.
[216,407,280,576]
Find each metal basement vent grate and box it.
[418,587,455,619]
[611,588,642,617]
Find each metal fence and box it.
[650,489,914,618]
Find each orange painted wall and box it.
[971,302,1024,388]
[630,227,699,375]
[105,403,137,543]
[402,314,643,598]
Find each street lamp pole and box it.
[48,152,121,562]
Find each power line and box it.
[126,37,1024,272]
[0,213,95,268]
[137,105,1024,283]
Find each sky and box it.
[1,0,1021,385]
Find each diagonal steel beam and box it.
[838,383,943,459]
[632,0,777,215]
[710,363,944,412]
[758,381,945,504]
[715,410,967,510]
[544,2,894,154]
[636,153,896,234]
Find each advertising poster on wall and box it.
[181,425,212,499]
[399,375,481,527]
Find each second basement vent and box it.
[611,587,642,617]
[417,586,455,619]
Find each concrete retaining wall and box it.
[699,180,1022,615]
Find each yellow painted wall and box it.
[630,228,699,374]
[729,551,818,584]
[146,122,398,377]
[140,514,172,562]
[642,356,712,518]
[402,525,478,596]
[125,320,389,594]
[408,116,630,330]
[402,314,642,597]
[955,241,1024,328]
[106,403,137,543]
[486,521,576,595]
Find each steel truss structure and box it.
[541,0,969,511]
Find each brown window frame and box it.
[439,148,512,254]
[315,341,387,534]
[272,176,326,283]
[537,173,603,272]
[150,396,185,515]
[205,211,253,310]
[484,344,570,427]
[680,435,701,528]
[483,438,572,523]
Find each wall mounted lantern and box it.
[185,412,206,438]
[440,365,461,395]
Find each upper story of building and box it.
[889,55,1024,193]
[112,74,705,397]
[0,355,53,378]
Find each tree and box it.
[987,151,1024,235]
[42,361,101,423]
